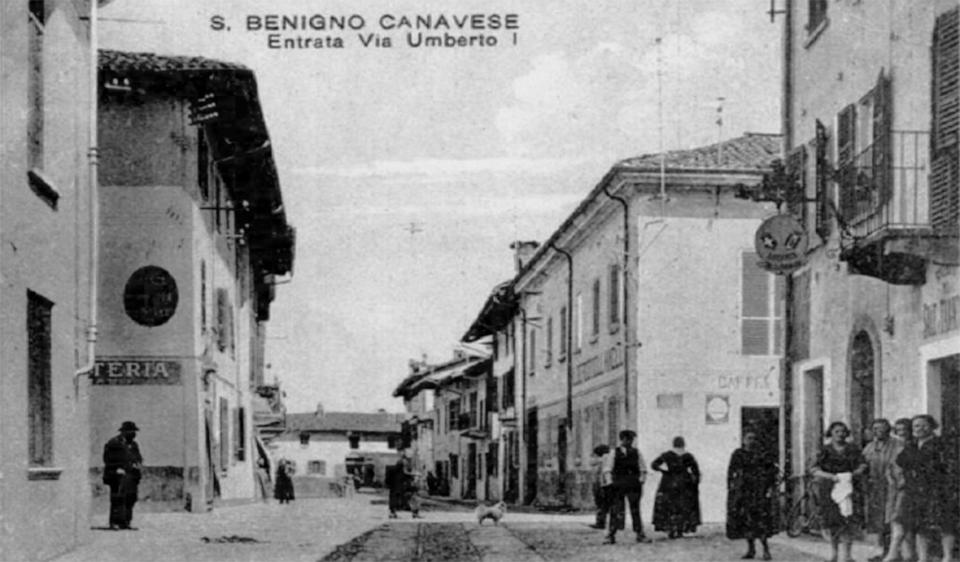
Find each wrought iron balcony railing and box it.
[838,130,932,244]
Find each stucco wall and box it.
[0,1,94,559]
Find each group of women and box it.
[810,416,958,562]
[594,414,958,562]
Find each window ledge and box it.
[804,18,829,49]
[27,168,60,209]
[27,467,63,481]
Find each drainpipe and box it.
[517,306,527,504]
[548,241,573,507]
[601,182,631,415]
[75,0,100,395]
[548,242,574,431]
[781,0,795,501]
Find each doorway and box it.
[802,367,824,471]
[742,406,780,463]
[525,408,538,504]
[850,330,876,445]
[936,355,960,472]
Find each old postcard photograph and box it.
[1,0,958,560]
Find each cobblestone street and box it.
[50,492,883,562]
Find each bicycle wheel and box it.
[786,496,808,538]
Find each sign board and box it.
[705,394,730,425]
[92,358,182,385]
[754,214,809,275]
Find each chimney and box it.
[510,240,540,273]
[315,402,324,417]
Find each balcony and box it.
[838,130,957,285]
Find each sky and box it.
[100,0,781,414]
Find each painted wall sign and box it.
[716,373,772,391]
[123,265,179,327]
[92,358,182,385]
[754,214,809,274]
[705,394,730,424]
[574,344,624,384]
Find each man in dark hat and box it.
[102,421,143,530]
[602,429,650,544]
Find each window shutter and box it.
[785,145,808,222]
[608,264,620,326]
[872,70,893,207]
[741,252,769,318]
[837,106,859,223]
[815,121,832,238]
[931,7,960,231]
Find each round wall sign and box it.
[754,214,809,275]
[123,266,178,327]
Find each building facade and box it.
[270,410,403,495]
[89,50,294,512]
[394,350,494,501]
[1,1,95,559]
[780,0,959,491]
[513,133,783,521]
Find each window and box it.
[450,454,459,478]
[387,435,398,449]
[545,316,553,366]
[27,0,44,171]
[198,129,209,199]
[200,261,207,332]
[468,392,478,428]
[574,409,583,461]
[448,399,461,431]
[216,288,234,354]
[807,0,827,33]
[608,264,620,329]
[836,73,892,225]
[558,306,568,360]
[502,369,515,409]
[741,252,785,356]
[591,404,604,451]
[486,373,498,415]
[307,460,326,475]
[235,407,246,461]
[575,293,583,352]
[219,398,229,470]
[299,432,310,446]
[27,290,53,467]
[528,330,537,376]
[591,278,601,339]
[931,7,960,230]
[349,435,360,449]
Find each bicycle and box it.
[784,474,822,538]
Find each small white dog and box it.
[475,501,507,525]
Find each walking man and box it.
[603,429,651,544]
[102,421,143,530]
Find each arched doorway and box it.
[849,331,876,445]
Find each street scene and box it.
[1,0,958,561]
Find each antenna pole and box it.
[657,37,666,201]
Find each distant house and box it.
[270,408,404,496]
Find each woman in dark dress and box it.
[274,459,295,504]
[727,430,778,560]
[652,436,702,539]
[896,414,958,562]
[811,421,868,562]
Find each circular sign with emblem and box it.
[705,394,730,424]
[754,214,809,275]
[123,266,178,327]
